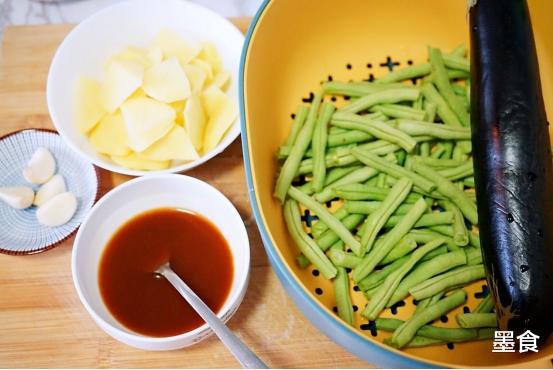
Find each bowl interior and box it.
[72,174,249,340]
[242,0,553,367]
[47,0,244,176]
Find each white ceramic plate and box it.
[47,0,244,176]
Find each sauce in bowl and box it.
[98,208,233,337]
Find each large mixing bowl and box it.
[240,0,553,367]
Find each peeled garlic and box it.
[0,186,35,209]
[23,147,56,185]
[33,174,66,206]
[36,192,77,227]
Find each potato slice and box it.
[202,87,237,152]
[208,70,231,92]
[107,46,151,68]
[152,29,200,65]
[111,152,170,171]
[143,57,191,103]
[182,64,207,93]
[190,59,213,83]
[75,77,105,134]
[121,97,175,152]
[89,112,131,156]
[101,59,144,113]
[141,125,199,161]
[169,100,185,126]
[183,94,205,152]
[198,42,223,75]
[127,88,147,100]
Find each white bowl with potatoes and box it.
[47,0,244,176]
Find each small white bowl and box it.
[71,174,250,350]
[47,0,244,176]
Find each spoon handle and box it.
[158,265,268,369]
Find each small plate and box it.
[0,129,100,255]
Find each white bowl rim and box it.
[46,0,244,177]
[71,174,250,344]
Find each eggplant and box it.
[470,0,553,341]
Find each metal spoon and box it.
[156,264,267,369]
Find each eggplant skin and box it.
[470,0,553,342]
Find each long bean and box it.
[358,255,409,291]
[429,225,454,236]
[474,294,495,313]
[407,229,458,251]
[384,211,454,229]
[299,165,363,196]
[437,161,474,181]
[283,199,336,279]
[311,205,349,238]
[389,289,467,348]
[358,178,414,255]
[465,247,483,266]
[332,112,417,152]
[412,156,466,169]
[334,184,422,203]
[421,82,463,127]
[296,253,311,268]
[322,81,416,96]
[394,119,471,140]
[314,167,379,203]
[362,239,445,320]
[353,197,428,282]
[456,313,497,328]
[370,104,426,120]
[439,200,468,246]
[442,54,470,72]
[334,267,354,325]
[415,291,445,313]
[316,214,365,251]
[379,237,418,265]
[329,249,363,269]
[464,177,475,188]
[376,64,432,84]
[344,200,412,215]
[468,232,481,249]
[339,89,420,114]
[409,265,486,300]
[280,105,309,152]
[327,130,373,147]
[275,92,322,201]
[376,318,478,342]
[312,103,336,192]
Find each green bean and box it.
[384,212,454,229]
[363,239,445,320]
[450,43,466,57]
[339,89,421,114]
[358,256,408,291]
[312,103,335,192]
[411,159,478,224]
[437,163,474,182]
[394,119,471,140]
[376,318,478,342]
[314,167,379,203]
[412,156,467,169]
[407,229,458,251]
[428,47,469,127]
[465,247,483,266]
[334,267,354,325]
[296,253,311,268]
[376,64,432,84]
[332,112,417,152]
[283,199,337,279]
[297,151,358,175]
[421,82,463,127]
[413,95,423,110]
[474,294,495,314]
[376,172,387,188]
[357,140,401,154]
[299,165,363,196]
[442,54,470,72]
[322,81,416,96]
[464,177,475,188]
[415,292,445,313]
[468,232,480,249]
[275,92,322,201]
[334,184,422,203]
[358,178,414,255]
[289,187,361,252]
[429,225,454,236]
[311,205,349,238]
[329,249,363,269]
[351,149,436,193]
[379,237,418,265]
[447,69,470,80]
[344,200,413,215]
[451,143,468,162]
[438,201,468,246]
[389,289,467,348]
[281,105,309,152]
[456,313,497,328]
[466,78,471,105]
[431,143,447,159]
[419,142,431,158]
[364,283,383,300]
[353,197,428,282]
[327,130,373,147]
[387,249,467,307]
[401,327,494,348]
[409,265,486,300]
[316,214,365,251]
[329,126,347,135]
[452,83,467,96]
[423,100,438,123]
[370,104,426,120]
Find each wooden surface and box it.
[0,22,370,368]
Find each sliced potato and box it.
[89,112,131,156]
[198,42,223,75]
[75,77,105,134]
[184,94,205,152]
[152,29,200,65]
[128,88,148,100]
[143,57,191,103]
[101,59,144,113]
[146,47,163,65]
[209,70,231,92]
[170,100,185,126]
[190,58,213,83]
[120,97,175,152]
[141,125,199,161]
[202,87,237,152]
[111,152,170,171]
[182,64,207,93]
[107,46,151,68]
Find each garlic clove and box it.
[23,147,56,185]
[0,186,35,209]
[36,192,77,227]
[33,174,67,206]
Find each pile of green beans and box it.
[275,45,497,349]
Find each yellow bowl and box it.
[240,0,553,367]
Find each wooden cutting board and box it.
[0,20,370,368]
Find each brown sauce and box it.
[98,208,233,337]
